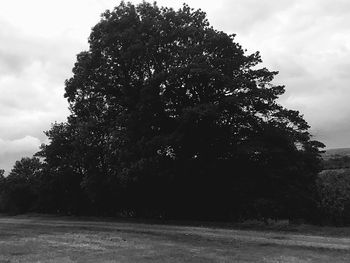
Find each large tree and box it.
[42,1,324,219]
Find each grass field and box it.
[1,216,350,262]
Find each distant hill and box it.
[322,148,350,160]
[322,148,350,170]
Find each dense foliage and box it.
[0,2,324,221]
[0,158,42,213]
[317,170,350,225]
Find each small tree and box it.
[1,157,42,213]
[36,123,91,214]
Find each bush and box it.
[316,169,350,225]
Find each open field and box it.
[1,216,350,262]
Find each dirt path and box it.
[0,216,350,262]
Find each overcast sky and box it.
[0,0,349,171]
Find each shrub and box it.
[316,169,350,225]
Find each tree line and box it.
[0,2,327,223]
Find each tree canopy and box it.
[2,2,325,220]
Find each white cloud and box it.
[0,136,41,172]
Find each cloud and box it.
[0,18,75,142]
[213,0,350,149]
[0,136,41,172]
[0,1,118,171]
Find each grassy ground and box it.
[0,216,350,262]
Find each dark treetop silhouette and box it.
[1,2,324,220]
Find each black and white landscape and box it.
[0,1,350,262]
